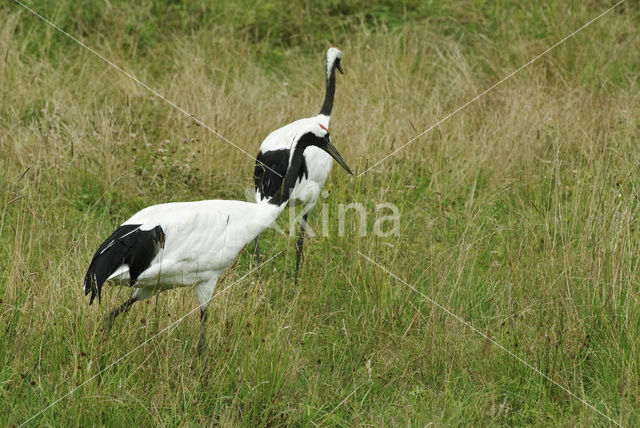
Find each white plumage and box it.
[256,118,334,210]
[108,200,281,305]
[253,47,344,283]
[84,122,352,353]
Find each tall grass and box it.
[1,0,640,425]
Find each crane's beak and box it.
[336,61,344,74]
[323,136,352,174]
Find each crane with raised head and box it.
[84,122,352,354]
[253,47,344,284]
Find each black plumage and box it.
[83,224,165,304]
[254,148,308,200]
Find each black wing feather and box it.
[254,148,308,200]
[83,224,165,305]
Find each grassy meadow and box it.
[2,0,640,425]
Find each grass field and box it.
[1,0,640,425]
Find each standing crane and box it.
[253,48,344,284]
[84,123,352,354]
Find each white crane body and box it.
[83,123,352,352]
[102,200,281,308]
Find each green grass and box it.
[1,0,640,426]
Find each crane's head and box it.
[293,122,352,175]
[327,47,343,75]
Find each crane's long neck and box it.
[268,139,311,207]
[319,59,338,117]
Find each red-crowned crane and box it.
[84,123,352,354]
[253,47,344,284]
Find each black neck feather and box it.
[319,60,338,117]
[268,134,320,206]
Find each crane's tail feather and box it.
[83,224,164,305]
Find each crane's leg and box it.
[254,234,263,281]
[103,297,136,330]
[103,287,154,330]
[197,308,208,356]
[255,235,262,265]
[194,280,217,357]
[294,213,309,286]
